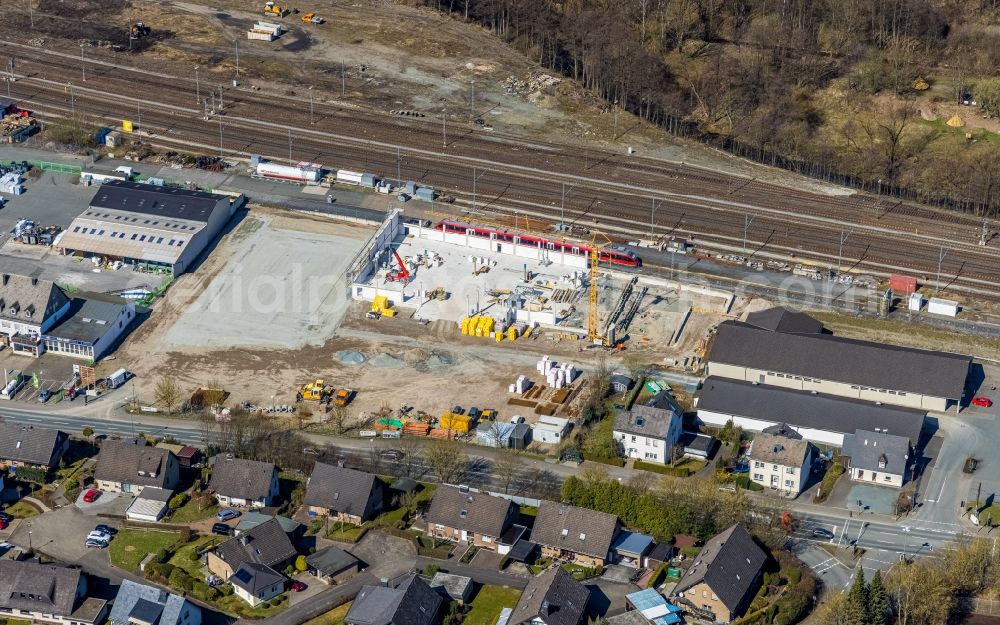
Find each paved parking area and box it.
[288,572,326,606]
[344,530,416,580]
[0,168,94,234]
[0,350,76,403]
[847,484,898,515]
[75,489,130,515]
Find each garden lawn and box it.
[217,593,287,618]
[169,498,219,523]
[464,586,522,625]
[302,602,352,625]
[4,500,40,518]
[167,536,220,577]
[109,529,183,572]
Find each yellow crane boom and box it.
[588,232,613,346]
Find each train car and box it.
[435,220,641,267]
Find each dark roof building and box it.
[345,574,443,625]
[43,292,136,361]
[59,181,240,277]
[426,485,518,540]
[673,524,767,623]
[107,579,199,625]
[707,309,970,411]
[305,546,359,578]
[509,567,589,625]
[0,560,106,625]
[94,440,179,492]
[0,273,71,333]
[531,501,620,563]
[209,456,278,505]
[841,429,911,487]
[230,562,285,596]
[213,518,297,573]
[303,463,386,523]
[614,404,681,439]
[0,423,68,469]
[696,376,925,447]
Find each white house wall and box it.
[413,226,589,269]
[696,409,845,447]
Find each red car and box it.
[290,581,307,592]
[0,517,8,530]
[972,397,993,408]
[83,489,101,503]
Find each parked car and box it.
[212,523,232,536]
[217,509,241,522]
[38,389,52,403]
[82,489,101,503]
[965,457,979,474]
[0,512,12,522]
[290,581,307,592]
[87,530,113,542]
[812,528,834,539]
[0,517,8,530]
[510,415,525,424]
[94,524,117,535]
[85,539,108,549]
[380,449,404,461]
[972,396,993,407]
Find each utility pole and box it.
[218,118,224,157]
[743,214,754,254]
[980,218,989,246]
[234,39,240,79]
[194,65,200,105]
[837,230,851,272]
[396,146,401,187]
[651,198,664,238]
[341,60,345,96]
[288,129,293,163]
[936,246,947,294]
[613,99,619,141]
[442,109,447,147]
[218,84,223,111]
[308,85,314,124]
[80,44,86,82]
[470,79,475,118]
[28,0,34,29]
[136,100,141,139]
[68,83,75,118]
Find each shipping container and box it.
[336,169,364,185]
[889,273,918,294]
[404,180,417,194]
[907,292,923,312]
[414,186,435,201]
[928,297,959,317]
[360,173,377,188]
[256,162,321,183]
[247,31,276,41]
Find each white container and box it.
[509,384,516,393]
[247,30,276,41]
[928,297,959,317]
[336,169,364,185]
[256,162,320,182]
[908,292,923,312]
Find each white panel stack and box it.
[514,375,532,394]
[928,297,959,317]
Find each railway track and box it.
[3,39,999,300]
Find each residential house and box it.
[0,423,69,473]
[706,307,970,412]
[614,403,683,465]
[345,574,443,625]
[206,518,297,584]
[509,566,589,625]
[0,274,72,357]
[234,512,302,542]
[673,524,768,623]
[209,456,279,508]
[612,531,654,568]
[531,501,621,567]
[430,572,474,604]
[305,546,360,585]
[230,563,285,607]
[841,430,911,488]
[303,463,386,525]
[155,443,202,468]
[748,433,815,495]
[0,560,107,625]
[107,579,200,625]
[425,485,522,552]
[622,589,683,625]
[94,440,179,495]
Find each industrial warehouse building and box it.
[57,181,242,276]
[695,377,925,447]
[706,307,971,413]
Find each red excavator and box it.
[387,250,411,284]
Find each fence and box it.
[962,597,1000,617]
[29,160,82,175]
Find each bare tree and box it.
[296,403,313,430]
[493,449,524,494]
[425,439,468,485]
[330,406,349,434]
[669,443,685,467]
[154,376,183,415]
[396,436,425,479]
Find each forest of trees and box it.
[424,0,1000,216]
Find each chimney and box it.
[1,275,7,286]
[380,577,389,587]
[31,277,37,286]
[239,535,250,546]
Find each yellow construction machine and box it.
[587,232,614,347]
[299,379,330,401]
[263,1,289,16]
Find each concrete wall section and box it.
[696,409,846,447]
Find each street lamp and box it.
[234,39,239,79]
[308,86,314,124]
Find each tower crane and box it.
[588,232,614,346]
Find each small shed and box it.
[532,416,570,445]
[510,423,530,450]
[306,546,360,585]
[678,431,716,460]
[125,486,173,522]
[613,531,654,567]
[610,375,635,394]
[506,540,538,564]
[430,572,473,604]
[360,173,377,188]
[643,542,676,569]
[624,588,683,625]
[476,421,515,448]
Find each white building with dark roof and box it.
[0,273,71,356]
[841,429,911,488]
[747,433,814,495]
[57,181,241,276]
[707,307,970,412]
[696,376,926,447]
[0,560,108,625]
[613,403,683,465]
[43,292,136,361]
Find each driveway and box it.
[9,505,104,562]
[585,577,638,619]
[344,531,417,581]
[76,489,130,515]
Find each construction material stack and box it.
[509,376,533,394]
[537,356,576,389]
[248,21,283,41]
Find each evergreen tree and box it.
[847,568,869,625]
[868,569,889,625]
